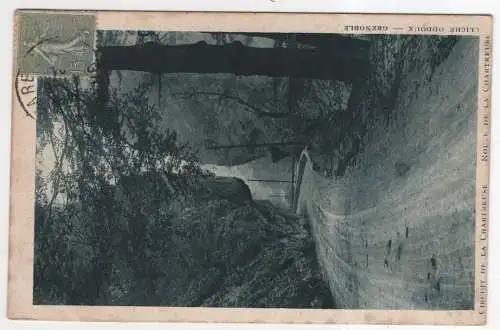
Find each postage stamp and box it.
[8,11,492,325]
[16,12,95,75]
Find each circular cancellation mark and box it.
[15,69,37,119]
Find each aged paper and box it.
[8,10,492,325]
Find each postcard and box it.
[8,10,492,325]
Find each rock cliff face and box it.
[296,37,475,310]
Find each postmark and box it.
[14,70,37,119]
[17,12,96,75]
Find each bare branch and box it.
[171,90,291,119]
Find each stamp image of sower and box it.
[17,12,95,75]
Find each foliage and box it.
[33,72,207,304]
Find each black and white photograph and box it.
[30,29,481,310]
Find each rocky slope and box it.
[34,172,334,308]
[103,174,334,307]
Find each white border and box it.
[1,1,499,330]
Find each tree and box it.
[34,72,208,304]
